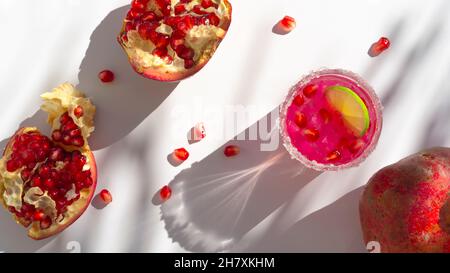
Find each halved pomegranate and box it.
[0,83,97,240]
[118,0,232,81]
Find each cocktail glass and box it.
[279,68,383,171]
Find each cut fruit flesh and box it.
[118,0,232,81]
[0,84,97,240]
[325,85,370,137]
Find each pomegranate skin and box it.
[117,0,232,82]
[1,128,97,240]
[359,147,450,253]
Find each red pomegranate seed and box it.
[208,13,220,26]
[60,113,71,124]
[33,211,45,221]
[125,22,134,32]
[32,177,42,187]
[184,59,195,69]
[303,128,320,142]
[6,160,19,172]
[153,47,168,58]
[319,109,331,124]
[293,95,304,106]
[44,178,55,189]
[73,106,84,118]
[294,112,307,128]
[160,185,172,201]
[62,135,72,145]
[279,16,296,32]
[224,145,240,157]
[175,4,186,15]
[128,9,144,19]
[303,84,318,98]
[121,33,129,43]
[138,21,158,40]
[99,189,113,204]
[326,150,342,162]
[132,0,147,10]
[179,46,195,60]
[142,11,158,21]
[369,37,390,57]
[69,129,81,138]
[98,70,115,83]
[202,0,218,9]
[174,148,189,161]
[72,136,85,147]
[62,120,77,132]
[21,169,31,181]
[156,35,170,48]
[193,5,208,15]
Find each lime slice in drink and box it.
[325,86,370,136]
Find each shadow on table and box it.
[160,108,322,252]
[76,5,178,150]
[244,186,366,252]
[0,5,177,252]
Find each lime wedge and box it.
[325,86,370,136]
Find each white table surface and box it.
[0,0,449,253]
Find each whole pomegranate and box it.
[118,0,232,81]
[0,83,97,240]
[360,147,450,252]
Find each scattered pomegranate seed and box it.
[160,185,172,201]
[326,150,342,161]
[369,37,390,57]
[303,128,320,142]
[294,112,307,128]
[293,95,304,106]
[303,84,318,98]
[224,145,240,157]
[73,106,84,118]
[99,189,113,204]
[193,122,206,141]
[279,16,296,32]
[98,70,115,83]
[174,148,189,161]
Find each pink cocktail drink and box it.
[280,69,383,171]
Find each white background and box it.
[0,0,449,252]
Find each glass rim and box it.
[278,68,384,171]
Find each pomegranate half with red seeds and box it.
[0,83,97,240]
[360,147,450,252]
[118,0,232,81]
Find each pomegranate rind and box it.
[40,83,96,150]
[359,147,450,253]
[0,84,97,240]
[28,151,97,240]
[0,128,97,240]
[118,0,232,82]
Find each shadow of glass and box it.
[76,5,178,150]
[244,187,366,252]
[160,108,322,252]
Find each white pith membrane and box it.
[119,0,231,76]
[0,83,96,239]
